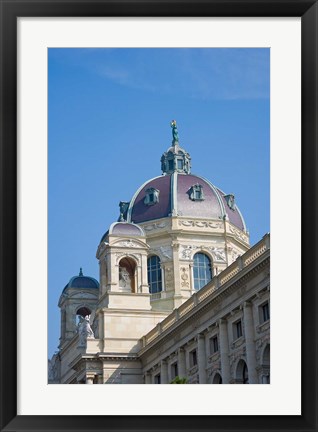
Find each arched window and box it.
[76,306,92,318]
[212,373,222,384]
[236,359,249,384]
[193,252,212,290]
[243,363,249,384]
[147,255,162,293]
[76,306,92,326]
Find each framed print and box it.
[0,1,317,431]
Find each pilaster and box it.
[197,333,207,383]
[219,318,231,383]
[243,301,258,383]
[178,347,186,378]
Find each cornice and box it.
[139,252,269,357]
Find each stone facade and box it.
[49,124,270,384]
[51,232,270,385]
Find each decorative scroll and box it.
[178,220,222,229]
[143,222,167,231]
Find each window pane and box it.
[263,303,270,321]
[193,253,212,290]
[236,321,242,338]
[147,256,162,294]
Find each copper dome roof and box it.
[126,173,246,232]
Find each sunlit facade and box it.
[49,123,270,384]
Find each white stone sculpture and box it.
[119,267,132,291]
[78,315,95,346]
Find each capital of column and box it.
[196,332,205,342]
[219,317,227,326]
[243,300,253,309]
[178,346,185,354]
[86,374,95,384]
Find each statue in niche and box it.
[170,120,179,143]
[78,315,95,347]
[119,266,132,291]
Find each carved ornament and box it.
[164,267,174,290]
[150,245,172,262]
[178,220,222,229]
[143,222,167,231]
[229,225,248,243]
[180,267,189,287]
[115,239,141,248]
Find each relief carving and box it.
[178,220,222,229]
[179,244,226,262]
[180,267,189,287]
[150,246,172,262]
[208,247,226,262]
[165,267,174,290]
[229,225,248,243]
[143,222,167,231]
[115,253,141,264]
[179,245,198,259]
[115,240,141,248]
[228,246,240,262]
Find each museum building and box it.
[48,122,270,384]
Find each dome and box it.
[126,173,246,231]
[109,222,145,237]
[113,121,246,233]
[63,268,99,292]
[100,222,145,243]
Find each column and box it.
[141,253,147,289]
[243,301,258,383]
[219,318,231,383]
[172,242,181,297]
[178,347,186,378]
[100,257,107,295]
[86,374,94,384]
[144,372,152,384]
[197,334,207,384]
[161,360,168,384]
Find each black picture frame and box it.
[0,1,317,431]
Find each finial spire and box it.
[161,120,191,175]
[170,120,179,145]
[79,267,83,276]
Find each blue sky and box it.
[48,48,270,357]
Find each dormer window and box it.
[188,184,205,201]
[144,188,160,206]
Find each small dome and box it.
[63,268,99,292]
[109,222,145,237]
[100,222,145,243]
